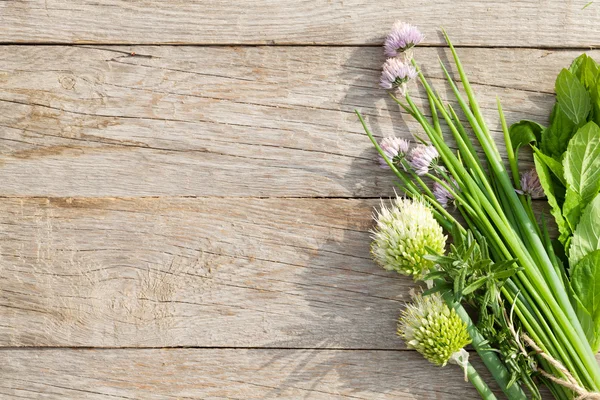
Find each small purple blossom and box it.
[384,21,425,58]
[408,145,439,176]
[378,136,410,168]
[516,169,545,199]
[380,58,418,93]
[433,178,457,208]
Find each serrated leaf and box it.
[570,250,600,352]
[563,121,600,206]
[556,68,592,125]
[534,154,571,245]
[570,194,600,266]
[541,104,577,158]
[570,53,599,90]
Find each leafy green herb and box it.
[532,146,565,186]
[570,194,600,267]
[509,120,543,159]
[555,68,592,126]
[569,54,599,90]
[534,154,571,244]
[570,250,600,351]
[540,104,577,158]
[563,121,600,206]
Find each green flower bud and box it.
[398,292,471,366]
[371,197,446,278]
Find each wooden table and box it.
[0,1,598,398]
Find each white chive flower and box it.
[398,292,471,368]
[371,197,446,278]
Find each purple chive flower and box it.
[378,136,410,168]
[380,58,418,93]
[408,145,439,176]
[516,169,545,199]
[433,178,457,208]
[384,21,425,58]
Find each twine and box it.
[522,335,600,400]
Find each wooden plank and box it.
[0,348,498,399]
[1,1,599,46]
[0,196,415,348]
[0,46,591,198]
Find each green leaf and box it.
[563,187,583,231]
[534,154,571,245]
[570,250,600,352]
[461,277,487,296]
[592,70,600,127]
[541,104,577,158]
[555,68,592,125]
[532,146,566,186]
[573,289,599,352]
[570,53,599,90]
[563,121,600,206]
[570,194,600,266]
[509,120,543,155]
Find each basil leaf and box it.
[570,53,599,90]
[563,121,600,206]
[556,68,592,126]
[570,250,600,352]
[572,288,599,352]
[570,194,600,267]
[541,104,577,158]
[534,154,571,245]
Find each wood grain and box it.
[0,196,414,348]
[0,46,593,197]
[0,1,599,47]
[0,348,498,399]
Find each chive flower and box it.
[380,58,418,94]
[433,178,457,209]
[398,292,471,367]
[371,197,446,278]
[408,144,440,176]
[516,169,544,199]
[384,21,425,58]
[379,136,410,168]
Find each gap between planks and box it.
[0,43,598,50]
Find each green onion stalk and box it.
[358,31,600,399]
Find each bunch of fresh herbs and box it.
[357,22,600,400]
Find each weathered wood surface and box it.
[0,46,593,197]
[0,196,413,347]
[1,2,593,398]
[0,348,497,399]
[0,1,599,47]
